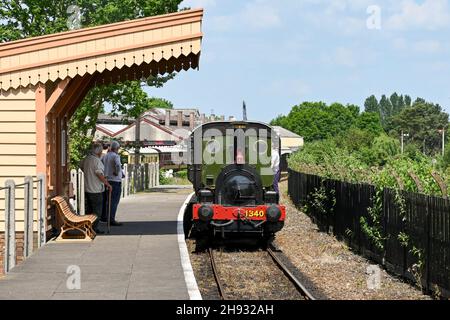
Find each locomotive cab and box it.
[187,121,285,240]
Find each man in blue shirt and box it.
[102,141,124,226]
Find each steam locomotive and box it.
[184,121,285,241]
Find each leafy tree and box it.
[366,135,400,166]
[442,147,450,170]
[273,102,359,142]
[335,128,373,153]
[404,95,412,107]
[148,97,174,110]
[379,94,393,128]
[355,112,383,136]
[390,93,403,116]
[364,95,379,114]
[270,115,287,127]
[390,100,449,156]
[0,0,184,168]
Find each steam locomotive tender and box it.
[187,121,286,239]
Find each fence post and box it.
[141,164,145,192]
[425,197,431,294]
[78,169,85,216]
[24,176,34,258]
[70,169,78,213]
[4,180,16,273]
[150,163,155,188]
[122,164,126,198]
[155,162,160,187]
[37,173,47,248]
[128,164,131,196]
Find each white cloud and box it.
[332,47,358,67]
[391,38,445,54]
[321,45,378,68]
[297,0,372,36]
[209,0,281,31]
[324,0,373,14]
[386,0,450,30]
[413,40,442,54]
[241,2,281,29]
[391,37,408,50]
[267,79,311,97]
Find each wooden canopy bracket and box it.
[45,78,71,115]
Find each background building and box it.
[273,126,304,172]
[95,108,227,168]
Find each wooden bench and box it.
[52,196,98,241]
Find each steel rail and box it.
[266,247,316,300]
[208,248,227,300]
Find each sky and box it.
[147,0,450,122]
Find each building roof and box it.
[95,117,185,140]
[272,126,303,139]
[128,145,186,154]
[0,9,203,91]
[96,124,129,136]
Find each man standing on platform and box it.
[102,141,124,226]
[80,142,112,234]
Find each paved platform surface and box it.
[0,189,194,300]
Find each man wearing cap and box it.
[80,142,112,234]
[102,141,124,226]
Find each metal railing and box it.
[1,174,47,274]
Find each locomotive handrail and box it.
[210,221,234,228]
[249,220,266,229]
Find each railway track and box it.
[266,247,315,300]
[208,246,316,300]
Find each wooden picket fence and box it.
[288,168,450,298]
[69,162,160,215]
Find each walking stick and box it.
[107,188,112,234]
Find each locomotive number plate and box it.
[244,209,265,218]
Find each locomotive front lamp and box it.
[266,205,282,222]
[198,205,214,222]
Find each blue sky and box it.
[147,0,450,122]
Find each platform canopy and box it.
[0,8,203,91]
[0,9,203,234]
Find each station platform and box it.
[0,189,197,300]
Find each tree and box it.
[270,115,287,127]
[405,95,412,107]
[390,100,449,156]
[390,92,403,116]
[275,102,359,142]
[148,97,174,110]
[366,135,400,166]
[364,95,379,114]
[379,94,392,128]
[0,0,184,167]
[355,112,383,136]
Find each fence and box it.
[1,174,47,274]
[288,168,450,298]
[69,163,160,215]
[122,163,160,196]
